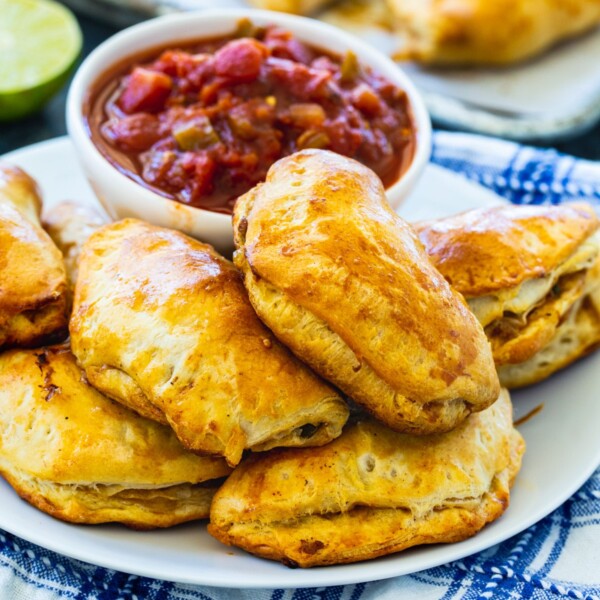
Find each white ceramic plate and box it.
[2,137,600,589]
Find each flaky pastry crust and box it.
[0,346,231,528]
[390,0,600,66]
[43,200,106,288]
[233,150,499,434]
[416,204,600,387]
[416,203,599,298]
[498,258,600,387]
[209,390,525,567]
[0,163,68,349]
[70,219,348,466]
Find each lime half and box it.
[0,0,82,121]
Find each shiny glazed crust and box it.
[0,164,68,349]
[233,150,499,435]
[0,347,231,528]
[390,0,600,65]
[70,219,348,466]
[415,203,600,299]
[209,390,525,567]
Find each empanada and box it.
[0,346,231,528]
[0,163,68,349]
[246,0,334,14]
[233,149,499,435]
[70,219,348,466]
[416,203,600,387]
[44,200,107,288]
[209,389,524,567]
[390,0,600,65]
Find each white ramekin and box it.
[67,9,431,252]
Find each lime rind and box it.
[0,0,82,120]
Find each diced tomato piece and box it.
[214,39,265,82]
[268,58,331,101]
[263,27,313,65]
[101,114,161,151]
[183,153,217,203]
[118,68,173,114]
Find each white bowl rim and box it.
[67,8,432,224]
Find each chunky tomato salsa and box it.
[86,21,416,213]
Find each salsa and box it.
[86,20,416,214]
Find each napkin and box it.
[1,131,599,599]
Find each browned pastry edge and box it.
[486,270,588,366]
[208,428,524,567]
[0,302,69,351]
[0,164,69,349]
[1,468,221,529]
[209,389,524,567]
[415,203,600,298]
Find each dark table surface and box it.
[1,11,599,161]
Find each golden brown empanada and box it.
[233,149,499,435]
[0,163,68,349]
[0,346,231,528]
[209,389,524,567]
[246,0,334,14]
[70,219,348,466]
[390,0,600,65]
[320,0,391,36]
[416,203,600,387]
[44,200,107,288]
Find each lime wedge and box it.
[0,0,82,121]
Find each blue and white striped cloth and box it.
[1,132,599,600]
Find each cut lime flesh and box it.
[0,0,82,120]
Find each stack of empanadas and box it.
[23,149,600,567]
[209,149,525,566]
[0,166,232,528]
[209,390,524,567]
[416,204,600,388]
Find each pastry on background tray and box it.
[389,0,600,65]
[0,163,68,349]
[416,203,600,388]
[233,149,499,435]
[0,346,231,529]
[209,389,524,567]
[70,219,348,466]
[247,0,334,15]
